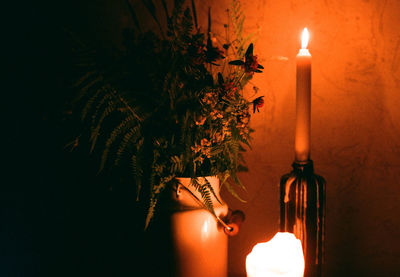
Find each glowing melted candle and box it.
[246,232,305,277]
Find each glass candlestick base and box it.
[280,160,326,277]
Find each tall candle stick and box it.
[295,28,311,162]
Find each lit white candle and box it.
[295,28,311,162]
[246,232,305,277]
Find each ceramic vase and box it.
[170,176,229,277]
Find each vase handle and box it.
[224,210,245,236]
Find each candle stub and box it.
[246,232,305,277]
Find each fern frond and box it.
[76,76,103,102]
[145,176,172,229]
[168,0,185,41]
[239,33,256,53]
[90,98,115,152]
[224,180,247,203]
[93,97,116,133]
[179,110,190,145]
[218,171,230,186]
[230,171,247,191]
[190,178,215,215]
[114,125,141,165]
[170,155,184,174]
[98,119,134,172]
[181,8,194,41]
[209,144,224,156]
[131,154,143,201]
[229,138,240,156]
[111,89,143,122]
[99,115,137,171]
[81,86,106,121]
[73,70,98,88]
[230,0,257,59]
[89,91,111,125]
[203,177,222,204]
[145,164,174,229]
[145,197,158,229]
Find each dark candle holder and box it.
[280,160,326,277]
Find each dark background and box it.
[3,1,174,276]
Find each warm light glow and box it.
[201,218,211,241]
[301,28,309,49]
[298,28,311,56]
[246,232,305,277]
[202,220,208,234]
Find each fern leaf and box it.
[90,98,115,153]
[145,197,158,229]
[145,175,172,229]
[209,144,224,156]
[76,76,103,102]
[89,126,101,153]
[219,171,230,186]
[224,180,247,203]
[231,172,247,191]
[203,177,222,204]
[114,125,141,165]
[170,155,184,174]
[131,154,143,201]
[240,33,256,52]
[73,70,97,88]
[230,0,257,59]
[89,90,111,124]
[181,8,193,40]
[98,148,110,173]
[81,86,105,121]
[111,89,143,122]
[190,178,215,215]
[94,97,115,131]
[99,115,137,171]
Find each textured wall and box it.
[54,0,400,276]
[200,0,400,276]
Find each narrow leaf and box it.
[228,60,244,65]
[125,0,142,32]
[191,0,198,29]
[245,43,253,57]
[225,181,247,203]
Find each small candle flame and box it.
[301,28,309,49]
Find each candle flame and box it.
[301,28,309,49]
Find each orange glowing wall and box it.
[203,0,400,276]
[67,0,400,276]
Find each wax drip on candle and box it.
[283,174,309,261]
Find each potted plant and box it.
[71,0,264,275]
